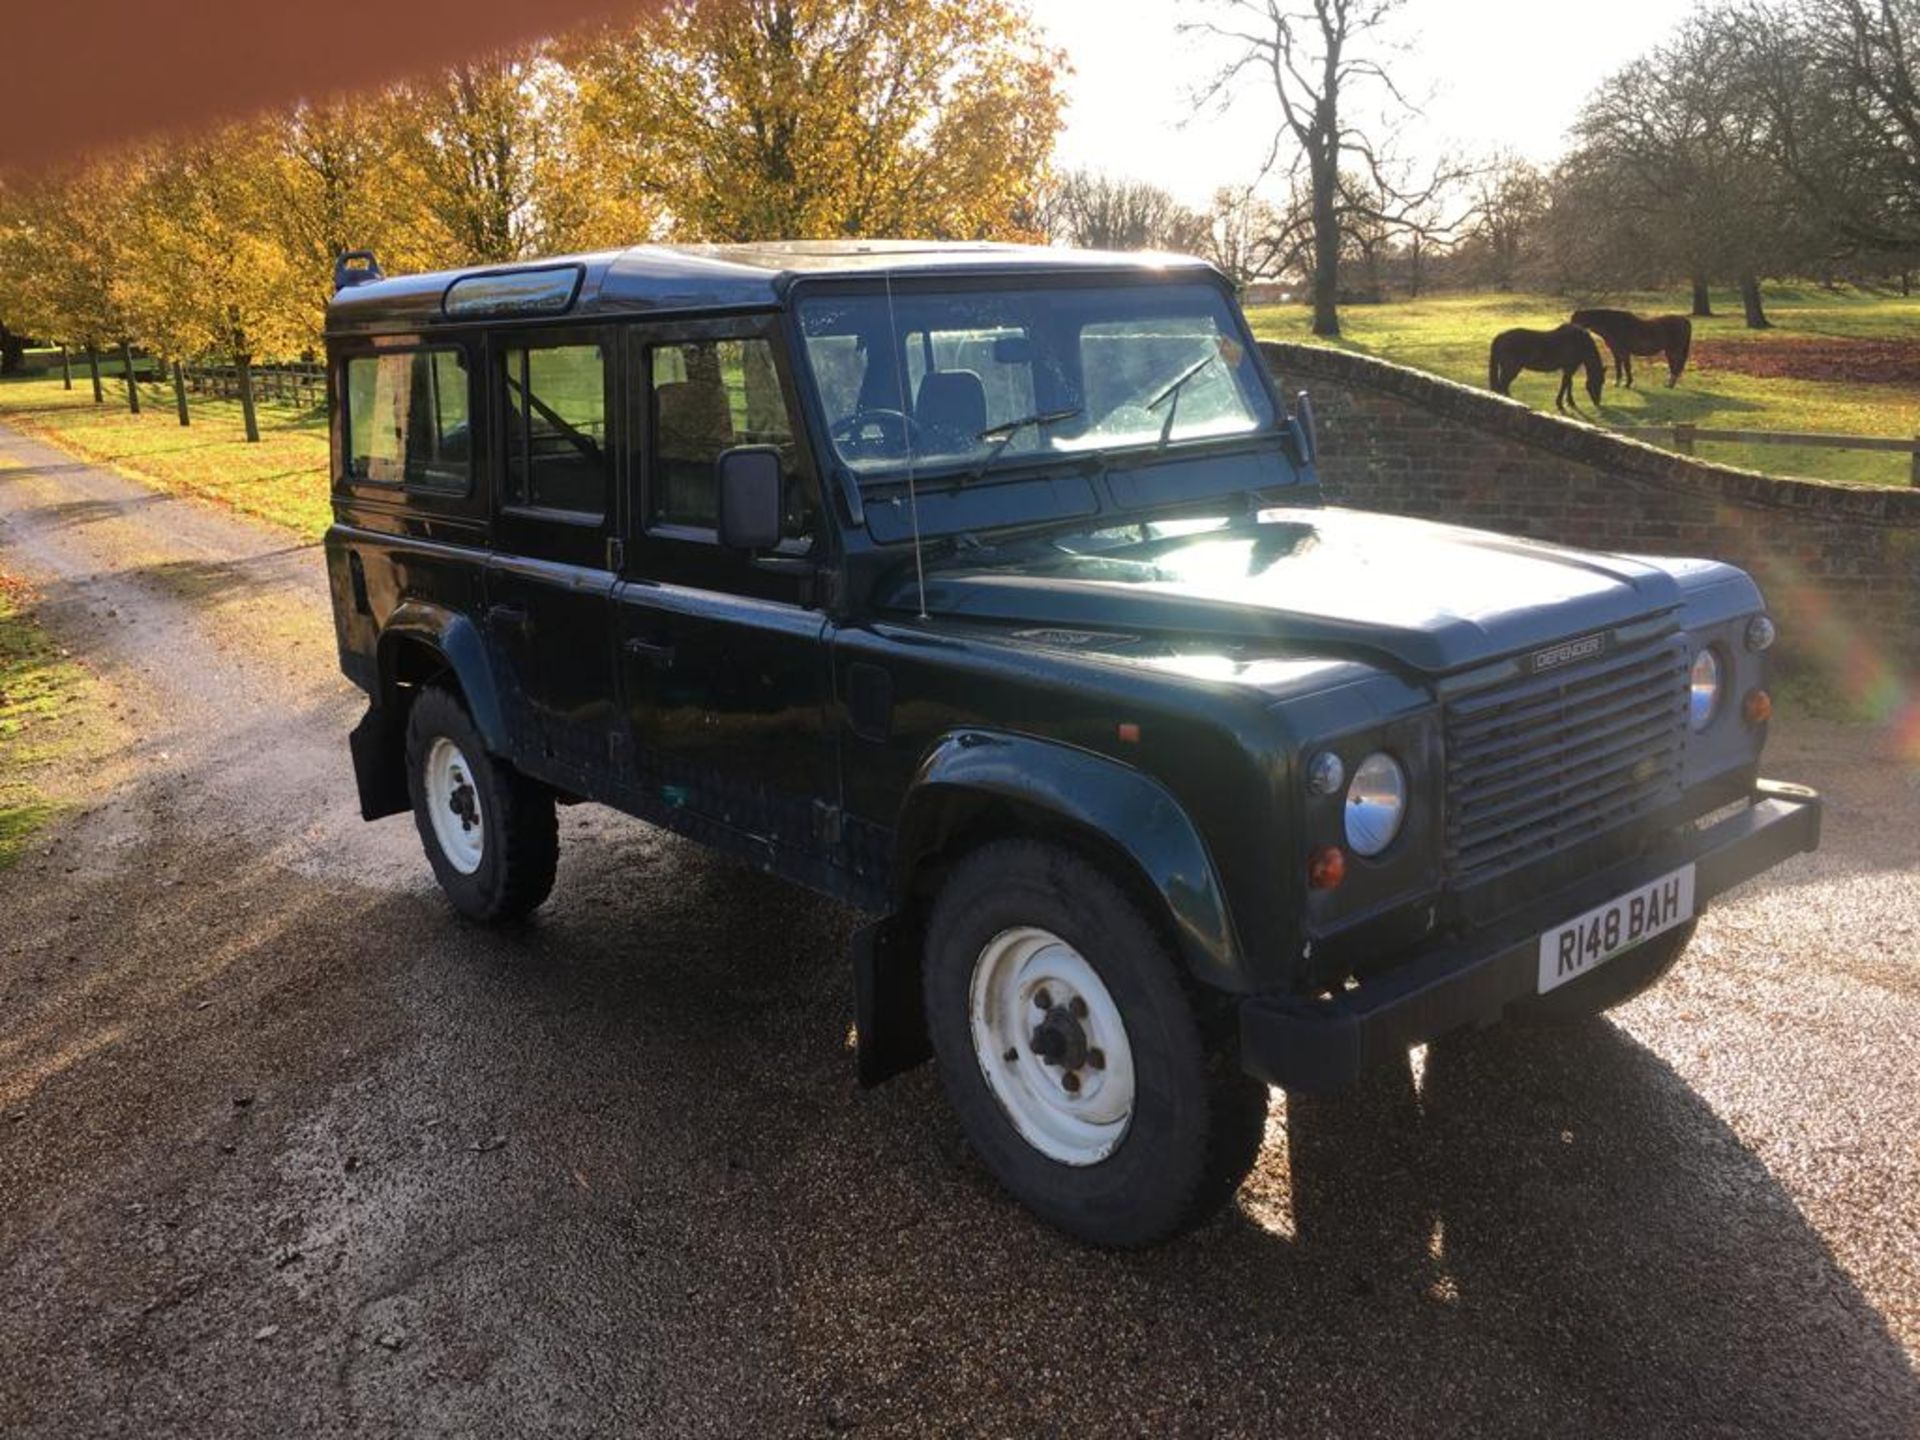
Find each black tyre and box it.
[1517,919,1698,1023]
[404,686,558,921]
[922,840,1269,1247]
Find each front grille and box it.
[1443,630,1688,886]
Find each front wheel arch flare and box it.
[890,731,1247,995]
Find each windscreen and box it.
[795,279,1278,485]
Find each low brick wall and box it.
[1259,341,1920,669]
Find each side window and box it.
[648,336,814,542]
[501,341,608,516]
[344,349,471,490]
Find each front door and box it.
[614,320,838,881]
[485,327,621,789]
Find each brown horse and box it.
[1569,307,1692,388]
[1489,325,1605,413]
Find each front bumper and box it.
[1239,779,1822,1092]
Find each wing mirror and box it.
[1290,390,1319,465]
[716,446,783,551]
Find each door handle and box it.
[623,636,676,667]
[487,603,529,631]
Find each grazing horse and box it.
[1569,307,1693,388]
[1488,325,1606,413]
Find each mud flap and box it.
[348,704,409,822]
[852,916,930,1087]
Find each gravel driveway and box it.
[1,421,1915,1438]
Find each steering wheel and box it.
[831,407,921,452]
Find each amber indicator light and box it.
[1117,722,1142,744]
[1743,689,1773,725]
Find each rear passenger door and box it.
[486,327,621,788]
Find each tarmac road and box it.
[1,420,1916,1439]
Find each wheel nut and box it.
[1088,1048,1105,1070]
[1061,1071,1081,1094]
[1033,988,1052,1010]
[1068,996,1088,1019]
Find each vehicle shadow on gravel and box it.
[1260,1026,1920,1436]
[470,841,1920,1438]
[8,804,1910,1438]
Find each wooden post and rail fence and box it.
[52,350,327,441]
[1613,422,1920,486]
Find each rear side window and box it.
[501,341,609,517]
[344,349,471,490]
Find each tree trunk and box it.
[121,340,141,414]
[1739,274,1771,329]
[236,353,260,443]
[1690,277,1714,317]
[1309,158,1341,339]
[86,343,103,403]
[60,344,72,390]
[0,323,23,375]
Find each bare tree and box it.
[1198,186,1292,284]
[1566,10,1815,328]
[1188,0,1462,337]
[1747,0,1920,255]
[1461,154,1548,292]
[1042,169,1210,252]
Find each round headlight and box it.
[1689,647,1723,732]
[1344,752,1407,857]
[1745,614,1776,653]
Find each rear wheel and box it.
[923,840,1268,1247]
[404,687,557,921]
[1517,919,1698,1023]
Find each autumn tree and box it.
[0,159,139,372]
[110,123,310,384]
[568,0,1065,242]
[396,49,585,264]
[258,95,447,345]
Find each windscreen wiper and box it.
[1145,352,1219,446]
[961,406,1084,484]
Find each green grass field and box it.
[0,560,96,868]
[0,372,331,535]
[1247,284,1920,488]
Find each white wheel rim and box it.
[968,927,1136,1167]
[425,737,485,875]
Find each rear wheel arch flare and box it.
[374,604,511,756]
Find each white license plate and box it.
[1537,863,1696,994]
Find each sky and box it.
[1033,0,1695,207]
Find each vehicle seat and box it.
[655,377,736,525]
[914,369,986,454]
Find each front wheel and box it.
[922,840,1269,1247]
[404,687,557,921]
